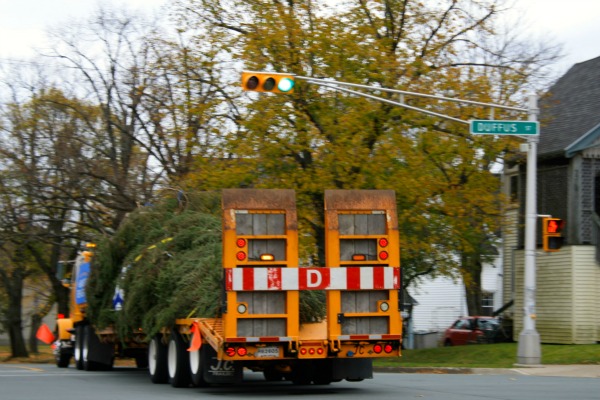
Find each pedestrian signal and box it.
[542,217,564,252]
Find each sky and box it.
[0,0,599,77]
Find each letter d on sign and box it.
[307,269,322,288]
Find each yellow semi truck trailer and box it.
[54,189,402,386]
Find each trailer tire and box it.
[189,346,208,387]
[168,331,192,388]
[74,325,84,370]
[56,349,71,368]
[82,325,98,371]
[148,335,169,384]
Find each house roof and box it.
[538,55,600,158]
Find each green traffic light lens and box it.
[278,78,295,92]
[263,77,276,91]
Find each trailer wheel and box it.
[168,331,192,388]
[74,325,84,370]
[189,346,208,387]
[56,347,71,368]
[148,335,169,384]
[82,326,96,371]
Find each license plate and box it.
[254,346,280,358]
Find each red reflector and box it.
[373,344,383,354]
[236,238,246,248]
[236,251,246,261]
[379,251,389,260]
[237,347,247,356]
[225,347,236,357]
[379,238,388,247]
[57,313,65,319]
[384,344,393,353]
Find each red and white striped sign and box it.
[225,267,400,291]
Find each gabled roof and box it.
[538,55,600,158]
[565,122,600,158]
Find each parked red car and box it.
[442,316,501,346]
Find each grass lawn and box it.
[374,343,600,368]
[0,345,55,363]
[2,343,599,368]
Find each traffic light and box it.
[542,217,565,252]
[241,71,295,93]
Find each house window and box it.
[509,175,519,203]
[595,175,600,214]
[481,293,494,316]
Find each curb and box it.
[374,366,476,374]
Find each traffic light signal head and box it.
[241,71,295,93]
[542,217,565,252]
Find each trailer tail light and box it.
[225,346,236,357]
[379,238,388,247]
[384,344,393,354]
[237,347,247,357]
[373,344,383,354]
[299,343,326,358]
[378,250,389,260]
[57,313,65,319]
[236,238,246,248]
[236,251,246,261]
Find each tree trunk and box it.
[5,270,29,358]
[463,254,484,316]
[29,313,41,354]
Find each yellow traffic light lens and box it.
[263,77,276,91]
[277,78,295,92]
[246,76,259,90]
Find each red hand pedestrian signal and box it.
[542,218,564,252]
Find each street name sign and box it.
[469,120,539,135]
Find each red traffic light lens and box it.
[246,76,259,90]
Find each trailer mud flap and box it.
[202,346,242,384]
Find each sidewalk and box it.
[375,365,600,378]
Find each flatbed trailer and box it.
[55,188,402,387]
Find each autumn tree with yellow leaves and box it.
[173,0,560,314]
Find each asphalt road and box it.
[0,363,598,400]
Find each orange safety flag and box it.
[36,323,56,344]
[187,321,202,352]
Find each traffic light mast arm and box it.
[295,75,528,126]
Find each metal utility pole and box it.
[517,94,541,365]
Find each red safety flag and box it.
[187,321,202,352]
[36,323,56,345]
